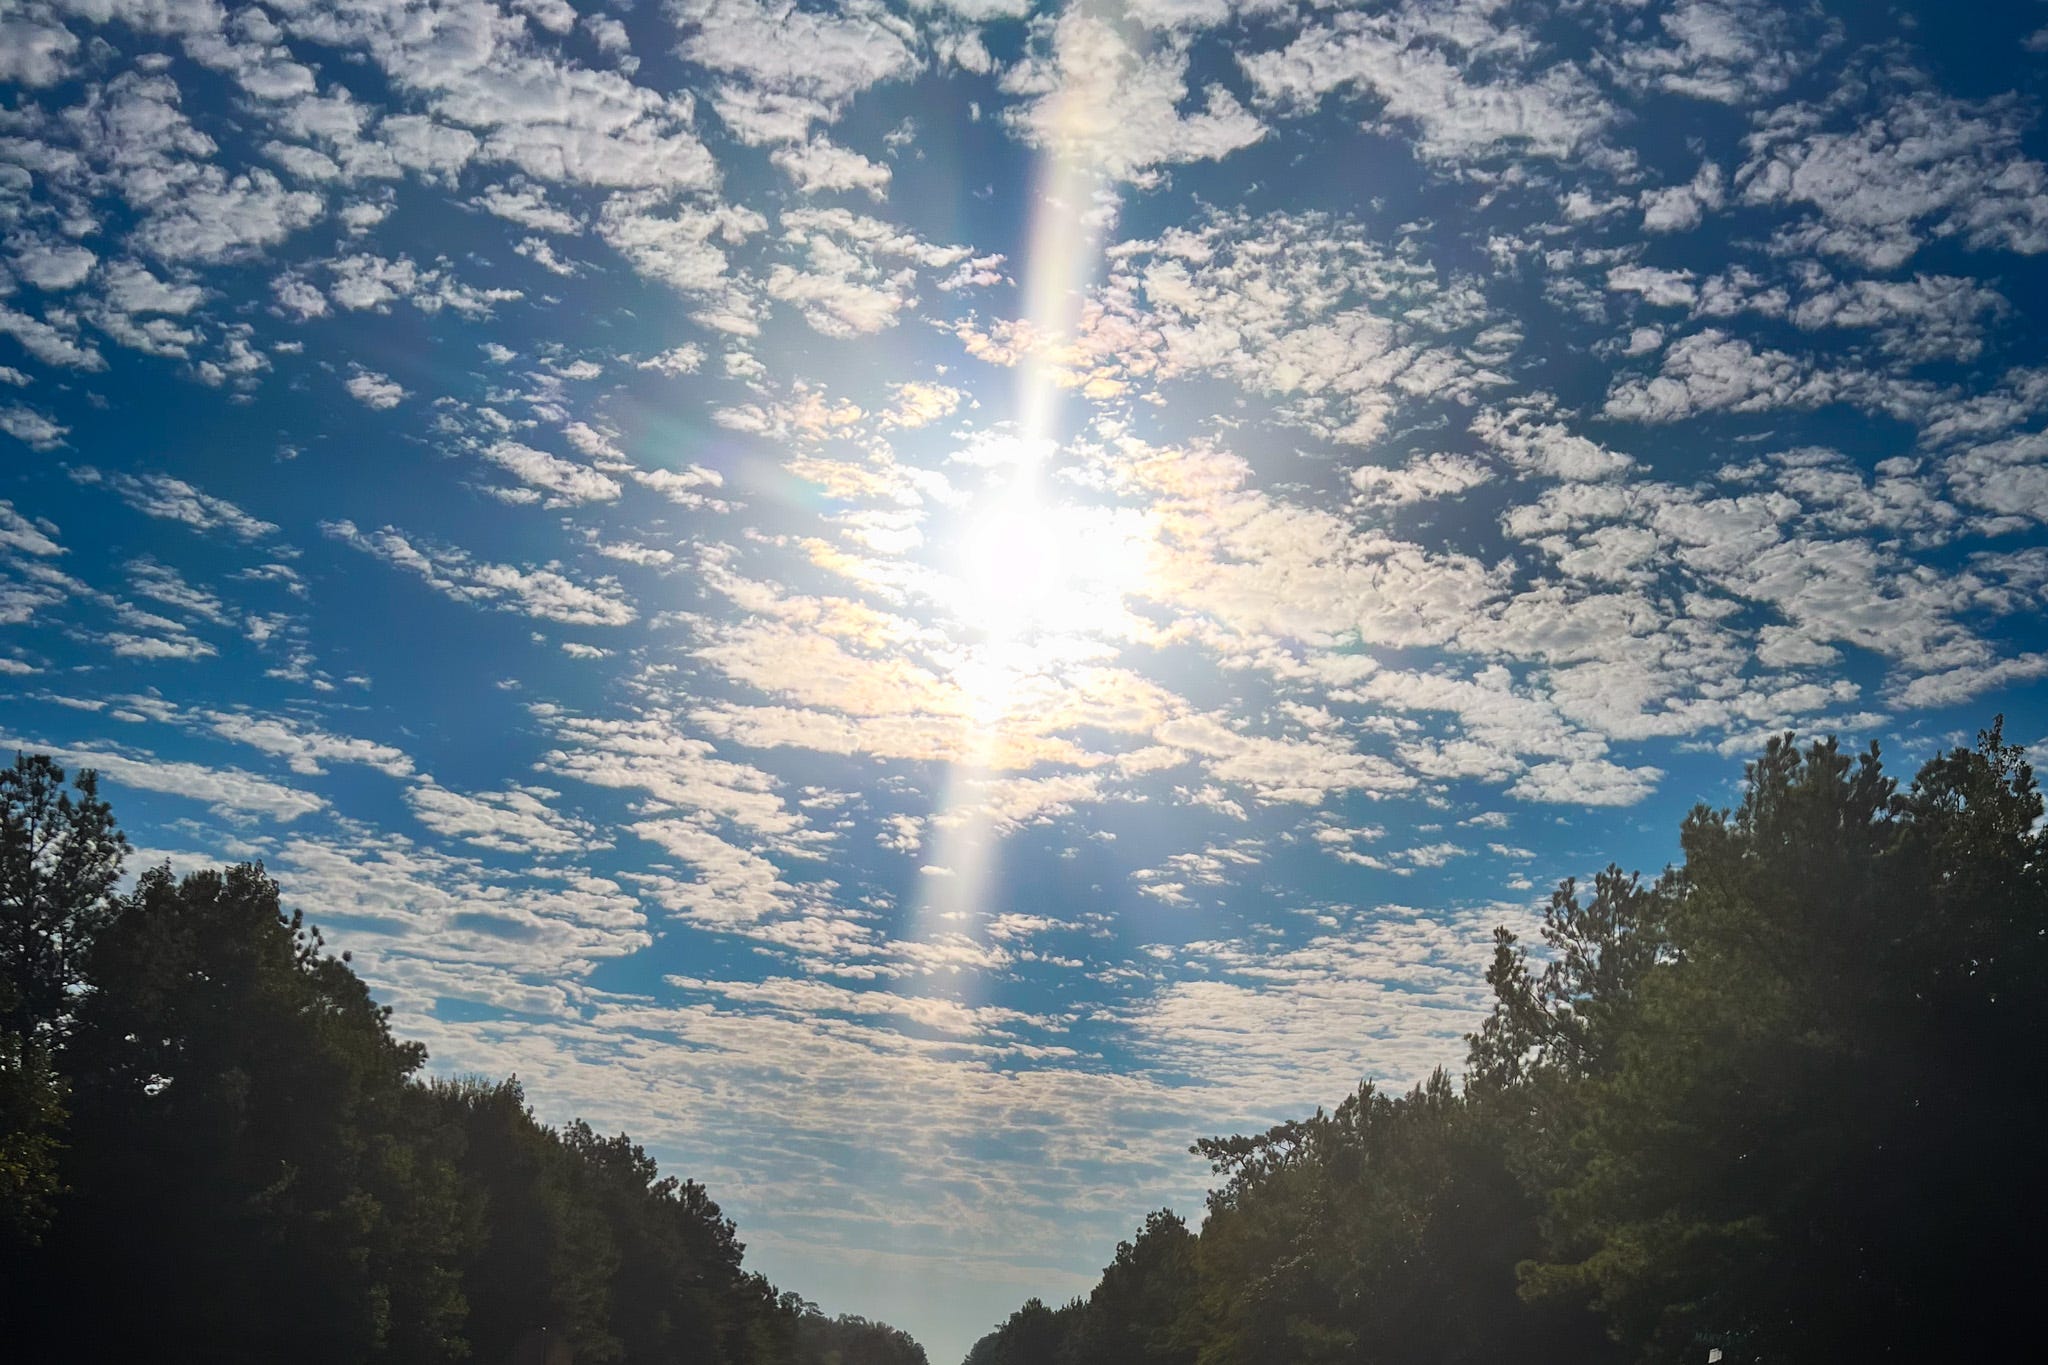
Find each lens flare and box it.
[905,12,1167,975]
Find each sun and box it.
[948,473,1150,648]
[957,491,1064,638]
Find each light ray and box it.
[906,16,1145,959]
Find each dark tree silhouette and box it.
[0,761,927,1365]
[967,721,2048,1365]
[789,1303,931,1365]
[1515,724,2048,1361]
[1,753,128,1039]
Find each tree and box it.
[1514,725,2048,1361]
[425,1079,808,1365]
[423,1075,619,1364]
[1190,1072,1615,1365]
[961,1298,1083,1365]
[0,980,64,1245]
[973,721,2048,1365]
[0,754,124,1250]
[0,755,925,1365]
[791,1306,931,1365]
[0,753,128,1039]
[34,862,465,1363]
[1465,866,1668,1094]
[558,1117,763,1364]
[1058,1210,1198,1365]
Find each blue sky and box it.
[6,0,2048,1358]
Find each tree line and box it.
[965,722,2048,1364]
[0,752,926,1365]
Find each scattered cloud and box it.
[4,8,2047,1361]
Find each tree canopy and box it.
[966,721,2048,1364]
[0,751,925,1365]
[9,721,2042,1365]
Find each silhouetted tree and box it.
[970,720,2048,1365]
[0,753,128,1040]
[0,757,925,1365]
[1057,1210,1197,1365]
[0,978,64,1246]
[1517,724,2048,1361]
[0,754,129,1250]
[31,863,462,1361]
[961,1297,1083,1365]
[1188,1070,1614,1365]
[792,1305,931,1365]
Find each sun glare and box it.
[958,488,1062,637]
[952,485,1151,646]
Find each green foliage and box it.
[791,1305,931,1365]
[0,752,130,1247]
[0,762,924,1365]
[1,752,128,1039]
[0,995,64,1246]
[1060,1210,1197,1365]
[1466,866,1667,1093]
[1517,723,2048,1361]
[430,1075,615,1362]
[961,1297,1085,1365]
[969,719,2048,1365]
[1188,1071,1612,1365]
[10,722,2041,1365]
[35,862,454,1362]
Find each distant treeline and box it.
[0,752,926,1365]
[965,722,2048,1365]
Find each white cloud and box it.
[68,467,278,542]
[638,344,706,376]
[0,502,63,557]
[0,405,69,451]
[765,208,972,337]
[1122,905,1524,1113]
[772,137,892,198]
[1350,452,1494,506]
[1741,78,2048,268]
[1004,12,1266,185]
[475,181,583,234]
[0,305,106,371]
[1607,264,1697,309]
[1239,8,1613,165]
[323,520,638,626]
[406,778,598,855]
[1788,274,2007,363]
[480,440,623,504]
[131,168,326,265]
[1610,1,1819,105]
[1509,757,1664,806]
[193,711,401,779]
[10,238,98,291]
[672,0,921,106]
[1641,160,1726,232]
[598,194,764,314]
[344,366,407,409]
[1,735,324,821]
[1942,430,2048,524]
[1603,330,1826,422]
[0,20,79,87]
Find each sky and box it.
[5,0,2048,1358]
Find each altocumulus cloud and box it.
[4,3,2048,1361]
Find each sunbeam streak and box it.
[15,0,2041,1357]
[907,19,1148,951]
